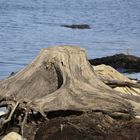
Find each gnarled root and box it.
[0,102,19,128]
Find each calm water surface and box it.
[0,0,140,79]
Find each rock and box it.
[61,24,90,29]
[2,132,22,140]
[89,53,140,73]
[9,72,16,77]
[135,116,140,119]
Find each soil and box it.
[35,111,140,140]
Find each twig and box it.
[40,110,49,121]
[21,109,28,138]
[67,122,82,132]
[3,101,19,124]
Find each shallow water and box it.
[0,0,140,79]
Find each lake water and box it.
[0,0,140,80]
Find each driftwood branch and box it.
[101,78,140,88]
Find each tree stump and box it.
[0,46,139,134]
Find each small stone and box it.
[2,132,23,140]
[135,116,140,119]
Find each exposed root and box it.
[0,100,16,108]
[40,111,49,121]
[0,102,19,128]
[67,122,83,132]
[21,109,28,137]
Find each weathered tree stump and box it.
[0,46,140,138]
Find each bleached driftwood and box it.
[94,64,140,96]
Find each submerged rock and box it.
[61,24,90,29]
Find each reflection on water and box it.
[0,0,140,79]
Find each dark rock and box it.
[89,53,140,73]
[9,72,16,77]
[61,24,90,29]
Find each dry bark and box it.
[0,46,140,137]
